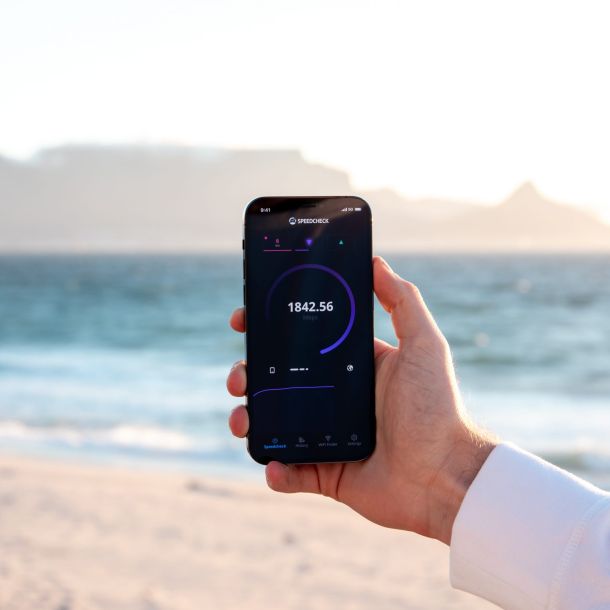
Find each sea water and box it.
[0,254,609,484]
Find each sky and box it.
[2,0,610,216]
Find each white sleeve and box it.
[450,442,610,610]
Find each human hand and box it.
[226,256,495,545]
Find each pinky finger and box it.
[265,462,322,495]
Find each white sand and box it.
[0,454,495,610]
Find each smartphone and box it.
[243,196,375,465]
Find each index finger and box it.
[229,307,245,333]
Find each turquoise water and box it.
[1,254,609,482]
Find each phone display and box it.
[243,196,375,464]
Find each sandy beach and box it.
[0,454,497,610]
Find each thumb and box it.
[373,256,439,343]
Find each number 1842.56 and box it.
[288,301,334,313]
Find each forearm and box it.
[450,443,610,609]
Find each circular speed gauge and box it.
[265,264,355,356]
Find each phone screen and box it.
[243,196,375,464]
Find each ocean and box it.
[1,254,609,485]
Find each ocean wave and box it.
[0,349,234,415]
[2,420,610,477]
[540,448,610,474]
[0,420,196,453]
[0,348,230,377]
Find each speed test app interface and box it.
[244,197,375,464]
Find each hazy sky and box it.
[2,0,610,215]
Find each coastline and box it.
[0,452,495,609]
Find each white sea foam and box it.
[104,424,193,451]
[0,420,195,453]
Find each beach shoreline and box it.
[0,452,495,610]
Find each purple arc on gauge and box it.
[265,263,355,355]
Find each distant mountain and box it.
[0,145,608,251]
[363,188,477,248]
[365,188,476,221]
[0,146,353,251]
[410,182,610,251]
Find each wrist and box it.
[426,428,496,545]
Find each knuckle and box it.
[411,328,448,355]
[399,278,420,296]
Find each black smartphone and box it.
[243,196,375,465]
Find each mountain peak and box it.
[503,181,547,208]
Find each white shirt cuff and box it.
[450,442,609,610]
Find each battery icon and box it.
[355,207,362,211]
